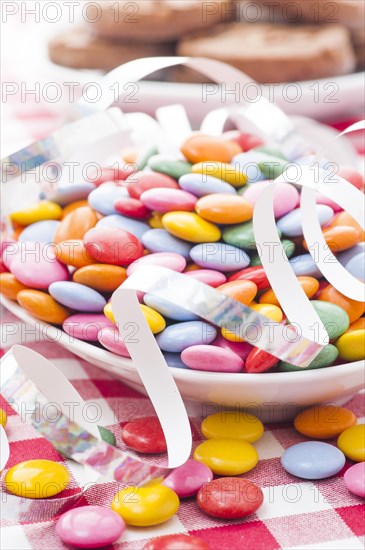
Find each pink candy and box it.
[163,459,213,498]
[243,181,299,218]
[63,314,114,341]
[181,345,244,373]
[97,327,131,357]
[127,252,186,276]
[140,188,197,213]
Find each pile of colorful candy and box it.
[1,405,364,548]
[1,132,364,372]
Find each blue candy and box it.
[156,321,217,353]
[49,282,106,312]
[346,252,365,282]
[96,214,149,239]
[179,174,236,197]
[277,205,334,237]
[18,220,60,243]
[338,242,365,266]
[144,293,198,321]
[46,183,95,206]
[88,183,128,216]
[281,441,346,480]
[190,243,250,272]
[142,229,192,260]
[290,254,322,278]
[163,352,188,369]
[232,152,268,184]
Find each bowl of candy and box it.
[1,58,364,421]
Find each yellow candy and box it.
[5,459,70,498]
[250,303,283,323]
[201,412,264,443]
[162,212,221,243]
[336,329,365,361]
[149,211,164,229]
[221,327,244,342]
[111,485,179,526]
[337,425,365,462]
[194,438,258,475]
[104,303,166,334]
[10,201,63,226]
[0,408,7,427]
[192,162,248,187]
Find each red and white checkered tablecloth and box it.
[1,86,364,550]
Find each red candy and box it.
[114,197,150,219]
[143,534,210,550]
[122,416,167,453]
[338,167,364,190]
[228,266,270,290]
[93,166,135,186]
[233,133,265,151]
[125,172,178,199]
[83,227,144,266]
[245,347,279,373]
[197,477,264,519]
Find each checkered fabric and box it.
[1,75,364,549]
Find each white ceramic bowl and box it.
[2,296,364,422]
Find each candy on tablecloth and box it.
[281,441,346,480]
[5,459,70,498]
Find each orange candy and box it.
[217,280,258,305]
[318,284,365,323]
[294,405,357,439]
[0,273,29,300]
[303,226,360,253]
[348,318,365,332]
[225,140,242,157]
[181,134,233,164]
[73,264,127,293]
[17,290,71,324]
[329,212,365,242]
[259,276,319,306]
[195,194,253,224]
[54,207,98,243]
[62,200,89,218]
[54,240,96,268]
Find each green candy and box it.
[148,155,192,180]
[311,301,350,340]
[258,155,288,179]
[98,426,116,446]
[253,146,287,160]
[223,221,282,251]
[249,239,295,266]
[137,146,159,170]
[279,344,339,371]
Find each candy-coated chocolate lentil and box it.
[104,303,166,334]
[5,459,70,498]
[114,196,150,218]
[243,181,299,218]
[318,285,364,324]
[55,240,96,268]
[250,303,283,323]
[54,206,98,243]
[163,459,213,498]
[260,276,319,306]
[233,133,265,151]
[143,534,210,550]
[144,293,198,322]
[294,405,357,439]
[111,485,179,526]
[10,201,63,226]
[201,412,263,443]
[63,314,114,341]
[223,220,281,251]
[245,348,279,373]
[17,290,71,324]
[195,194,253,224]
[233,151,266,183]
[213,334,253,360]
[50,183,95,207]
[49,281,106,312]
[147,155,192,179]
[196,477,264,519]
[281,441,346,479]
[193,438,258,475]
[83,227,144,266]
[96,214,149,239]
[56,505,125,549]
[290,254,322,278]
[122,416,167,453]
[337,425,365,462]
[148,211,165,229]
[348,318,365,332]
[10,244,69,290]
[228,266,270,290]
[125,171,178,199]
[216,280,257,305]
[98,426,116,446]
[336,329,365,361]
[254,145,287,159]
[156,321,217,353]
[279,344,339,371]
[18,220,60,243]
[189,243,250,272]
[0,408,7,427]
[192,162,248,187]
[179,173,236,197]
[346,252,365,281]
[329,211,365,241]
[93,166,135,185]
[258,155,287,178]
[126,252,186,276]
[343,462,365,498]
[181,345,244,373]
[277,205,334,237]
[311,300,350,339]
[73,264,127,293]
[140,188,197,213]
[303,226,360,253]
[141,228,192,260]
[97,327,131,357]
[163,352,187,369]
[181,134,233,164]
[88,183,129,216]
[62,200,89,217]
[162,212,221,243]
[0,273,29,300]
[183,269,226,287]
